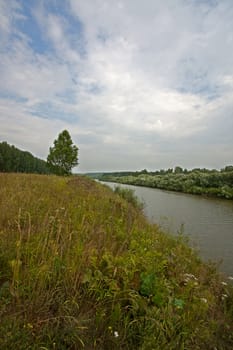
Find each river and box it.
[101,181,233,277]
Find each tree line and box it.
[99,166,233,199]
[0,130,79,176]
[0,141,50,174]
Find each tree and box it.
[47,130,78,175]
[223,165,233,172]
[0,141,49,174]
[174,166,183,174]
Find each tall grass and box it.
[114,186,144,210]
[0,173,232,349]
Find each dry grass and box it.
[0,173,232,349]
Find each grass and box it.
[113,186,144,210]
[0,173,232,349]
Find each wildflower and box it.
[221,281,227,286]
[228,276,233,281]
[114,331,119,338]
[200,298,208,304]
[183,273,198,286]
[221,294,228,300]
[183,273,198,281]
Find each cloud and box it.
[0,0,233,171]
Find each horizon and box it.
[2,138,232,174]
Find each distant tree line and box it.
[99,166,233,199]
[0,141,50,174]
[100,166,233,179]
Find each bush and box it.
[114,186,144,210]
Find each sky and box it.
[0,0,233,172]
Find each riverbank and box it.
[101,180,233,277]
[99,169,233,199]
[0,173,232,349]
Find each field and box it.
[0,173,232,349]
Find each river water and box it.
[101,181,233,276]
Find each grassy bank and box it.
[0,173,232,349]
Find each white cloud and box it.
[0,0,25,37]
[0,99,64,157]
[0,0,233,171]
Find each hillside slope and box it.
[0,174,232,349]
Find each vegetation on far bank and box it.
[0,173,232,349]
[98,166,233,199]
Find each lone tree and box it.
[47,130,78,175]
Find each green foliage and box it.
[47,130,78,175]
[0,141,49,174]
[114,186,144,210]
[100,167,233,199]
[0,173,232,349]
[140,272,157,297]
[139,272,167,306]
[174,166,183,174]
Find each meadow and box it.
[0,173,232,349]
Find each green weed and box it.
[114,186,144,210]
[0,173,232,349]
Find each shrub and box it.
[114,186,144,210]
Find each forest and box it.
[99,166,233,199]
[0,141,49,174]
